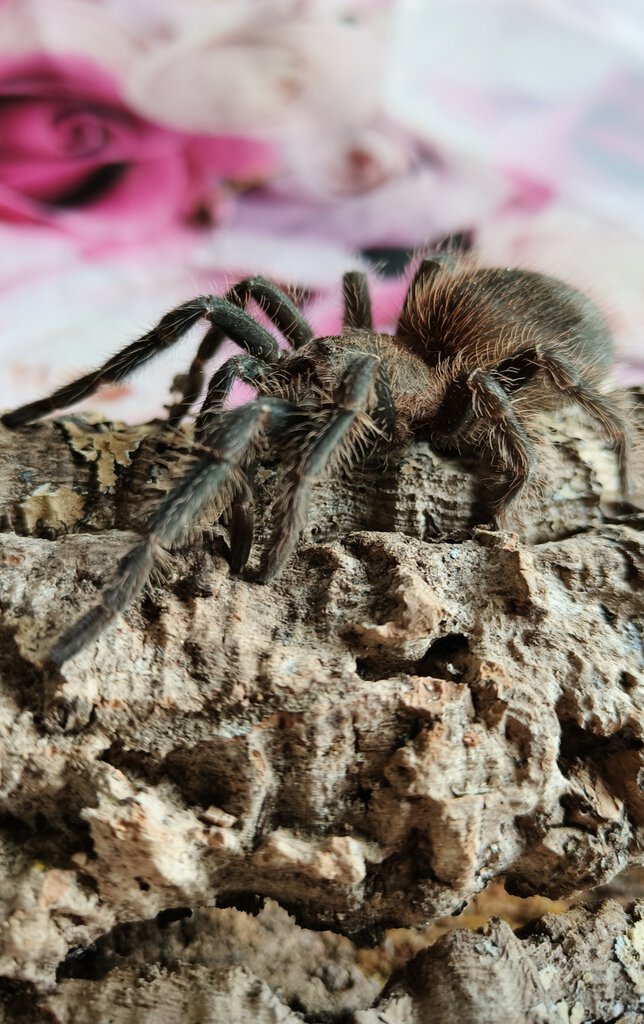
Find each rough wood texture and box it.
[0,398,642,1015]
[377,898,644,1024]
[2,898,644,1022]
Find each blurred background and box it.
[1,0,643,422]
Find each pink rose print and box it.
[0,54,276,243]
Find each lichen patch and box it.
[59,418,145,489]
[20,483,85,532]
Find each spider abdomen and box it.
[398,260,614,378]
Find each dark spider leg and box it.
[228,463,256,574]
[194,355,269,574]
[258,354,381,583]
[430,229,475,254]
[2,297,282,428]
[227,277,313,349]
[434,370,537,516]
[396,258,441,337]
[168,277,314,425]
[50,398,294,665]
[342,272,373,330]
[195,349,319,442]
[195,353,320,573]
[194,355,269,442]
[466,370,538,515]
[533,348,631,495]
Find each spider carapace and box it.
[2,253,631,664]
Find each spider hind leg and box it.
[432,369,538,519]
[534,348,632,496]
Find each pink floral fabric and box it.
[0,54,276,243]
[0,0,642,424]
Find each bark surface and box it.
[0,399,642,1019]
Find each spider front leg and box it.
[470,372,538,516]
[258,354,382,583]
[195,351,318,574]
[194,354,270,441]
[50,397,295,665]
[167,276,315,425]
[193,354,273,575]
[2,296,282,428]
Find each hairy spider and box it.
[2,254,631,664]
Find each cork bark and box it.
[0,396,642,1019]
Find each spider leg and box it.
[194,354,268,576]
[50,397,294,665]
[2,296,282,428]
[195,352,314,574]
[396,258,441,337]
[434,370,537,517]
[227,277,313,349]
[168,277,314,425]
[533,348,631,495]
[228,464,256,575]
[342,272,373,330]
[194,354,269,442]
[258,353,381,583]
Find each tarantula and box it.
[2,254,631,664]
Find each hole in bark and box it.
[156,907,193,927]
[354,652,421,680]
[619,670,639,690]
[354,634,472,682]
[599,603,618,626]
[57,908,199,984]
[287,994,308,1015]
[163,742,252,818]
[99,741,157,782]
[557,719,642,771]
[140,593,162,623]
[355,656,385,680]
[557,716,643,828]
[415,633,470,680]
[217,893,266,917]
[0,812,32,844]
[3,793,96,870]
[0,979,41,1019]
